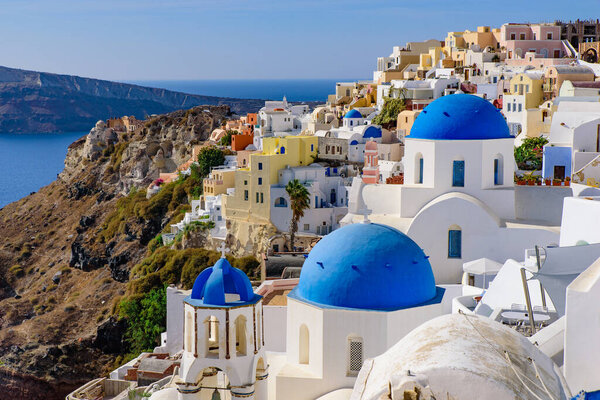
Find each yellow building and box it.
[203,167,236,196]
[223,136,318,223]
[508,72,544,109]
[418,47,444,77]
[397,110,422,137]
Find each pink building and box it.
[500,23,570,60]
[362,141,379,184]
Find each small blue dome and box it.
[344,109,363,119]
[188,258,259,306]
[292,223,437,310]
[408,94,511,140]
[363,125,382,139]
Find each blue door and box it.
[448,230,462,258]
[452,160,465,187]
[494,159,500,185]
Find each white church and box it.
[343,94,561,283]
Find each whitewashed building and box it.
[270,164,348,236]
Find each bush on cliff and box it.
[197,146,225,177]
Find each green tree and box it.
[197,146,225,177]
[219,130,238,146]
[514,136,548,170]
[119,287,167,354]
[285,179,310,251]
[372,96,406,126]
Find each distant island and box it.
[0,65,266,133]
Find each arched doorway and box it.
[299,324,309,364]
[583,48,598,63]
[235,315,247,356]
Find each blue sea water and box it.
[0,79,350,208]
[0,132,85,208]
[126,79,361,102]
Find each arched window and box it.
[280,146,285,154]
[415,153,424,184]
[274,197,288,208]
[448,225,462,259]
[330,188,337,204]
[185,310,194,353]
[452,159,465,187]
[204,315,220,357]
[299,324,309,364]
[494,154,504,185]
[347,336,364,376]
[235,315,247,356]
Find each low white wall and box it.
[560,197,600,246]
[264,306,287,352]
[515,186,572,225]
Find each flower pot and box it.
[536,181,542,186]
[527,181,534,185]
[517,181,525,185]
[553,181,562,186]
[545,179,551,186]
[565,181,570,186]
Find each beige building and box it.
[544,65,595,100]
[203,167,236,196]
[397,110,422,137]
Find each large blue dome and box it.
[187,258,261,307]
[408,94,511,140]
[344,109,363,119]
[291,223,438,310]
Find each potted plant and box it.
[553,178,562,186]
[565,176,571,186]
[544,178,551,186]
[536,176,542,185]
[516,176,525,185]
[526,175,535,185]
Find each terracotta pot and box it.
[527,181,534,185]
[565,181,570,186]
[553,181,562,186]
[517,181,525,185]
[545,179,551,186]
[536,181,542,185]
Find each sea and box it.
[0,79,354,208]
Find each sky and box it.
[0,0,598,81]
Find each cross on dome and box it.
[217,242,230,258]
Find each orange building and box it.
[362,141,379,184]
[232,113,258,151]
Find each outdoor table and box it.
[501,310,551,323]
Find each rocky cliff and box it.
[0,65,264,133]
[0,105,233,399]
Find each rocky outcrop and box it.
[0,65,265,133]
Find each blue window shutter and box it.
[494,159,499,185]
[452,160,465,187]
[448,230,462,258]
[418,157,424,184]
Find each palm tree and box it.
[285,179,310,251]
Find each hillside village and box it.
[5,18,600,400]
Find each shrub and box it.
[119,287,167,355]
[514,137,548,171]
[9,264,24,278]
[372,97,406,126]
[197,146,225,177]
[233,256,260,278]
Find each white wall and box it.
[263,306,287,352]
[564,257,600,393]
[560,197,600,246]
[165,286,188,355]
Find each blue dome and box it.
[344,109,363,119]
[188,258,260,307]
[363,125,382,139]
[291,223,437,310]
[408,94,511,140]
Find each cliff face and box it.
[0,106,230,399]
[0,65,264,133]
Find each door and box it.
[554,165,565,180]
[452,160,465,187]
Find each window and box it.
[205,315,219,357]
[518,103,522,112]
[185,310,194,353]
[303,224,310,231]
[256,192,259,203]
[514,84,518,92]
[274,197,287,207]
[244,190,248,201]
[520,33,525,40]
[494,156,504,185]
[525,85,529,92]
[547,33,553,40]
[258,177,262,185]
[311,144,314,152]
[452,160,465,187]
[280,146,285,154]
[299,324,309,364]
[507,103,511,112]
[235,315,247,356]
[510,33,516,40]
[260,192,264,203]
[347,337,364,376]
[244,180,248,185]
[258,162,263,170]
[448,229,462,258]
[415,153,424,184]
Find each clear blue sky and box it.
[0,0,597,81]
